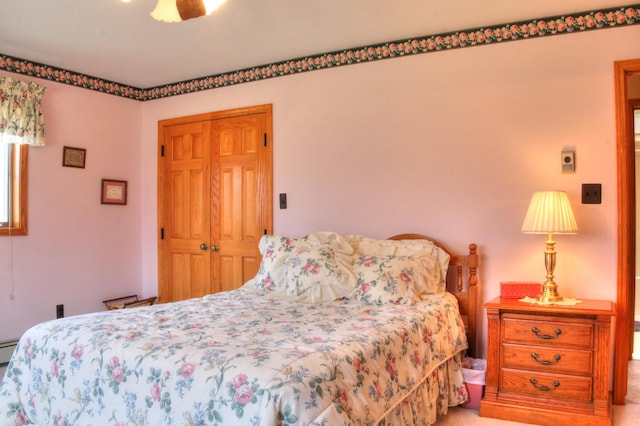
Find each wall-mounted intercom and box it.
[561,150,575,173]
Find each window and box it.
[0,76,46,237]
[0,143,28,236]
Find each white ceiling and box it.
[0,0,631,88]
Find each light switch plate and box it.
[582,183,601,204]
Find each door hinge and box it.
[160,228,164,239]
[161,145,165,157]
[264,133,267,147]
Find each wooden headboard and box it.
[388,234,479,358]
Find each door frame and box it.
[614,59,640,404]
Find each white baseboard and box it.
[0,340,18,364]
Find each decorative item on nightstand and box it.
[500,281,541,299]
[521,191,578,303]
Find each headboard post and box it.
[466,243,479,358]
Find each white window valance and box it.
[0,76,47,146]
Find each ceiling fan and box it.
[121,0,227,22]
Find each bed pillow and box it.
[250,235,312,291]
[279,244,356,302]
[348,254,444,304]
[346,235,450,290]
[249,232,355,294]
[304,231,354,253]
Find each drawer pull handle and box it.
[529,377,560,391]
[531,326,562,339]
[531,352,561,365]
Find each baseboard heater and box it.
[0,339,18,364]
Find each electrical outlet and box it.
[279,193,287,209]
[582,183,601,204]
[56,304,64,319]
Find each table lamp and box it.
[521,190,578,303]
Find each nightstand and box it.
[479,297,614,426]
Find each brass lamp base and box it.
[536,234,564,303]
[537,288,564,303]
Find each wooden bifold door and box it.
[157,104,273,303]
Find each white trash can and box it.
[461,357,486,409]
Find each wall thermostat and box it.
[561,150,575,173]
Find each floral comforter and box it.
[0,288,468,426]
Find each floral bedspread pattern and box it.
[0,288,468,425]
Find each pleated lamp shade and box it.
[521,191,578,234]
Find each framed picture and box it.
[62,146,86,168]
[101,179,127,205]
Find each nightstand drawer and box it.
[502,315,593,348]
[502,343,593,375]
[500,369,592,401]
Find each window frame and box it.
[0,143,28,236]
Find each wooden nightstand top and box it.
[483,296,614,317]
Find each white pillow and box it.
[348,255,444,304]
[250,232,355,296]
[280,244,356,302]
[304,231,354,253]
[250,235,312,291]
[346,235,450,290]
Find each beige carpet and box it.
[0,362,639,425]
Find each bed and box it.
[0,232,479,425]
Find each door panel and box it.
[212,114,265,292]
[169,251,209,301]
[159,121,212,302]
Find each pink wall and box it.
[0,72,142,340]
[2,24,640,356]
[141,26,640,355]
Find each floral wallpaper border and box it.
[1,4,639,102]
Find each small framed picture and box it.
[62,146,86,168]
[101,179,127,205]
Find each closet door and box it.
[158,105,273,303]
[212,113,267,293]
[158,120,212,302]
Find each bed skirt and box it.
[379,351,468,425]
